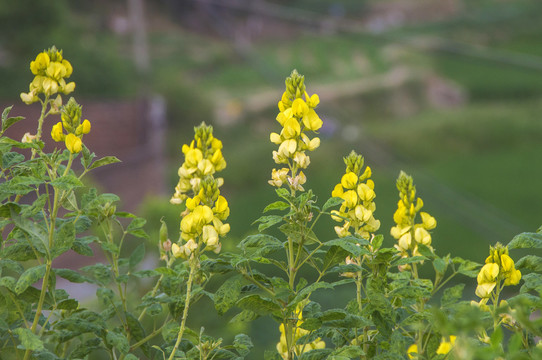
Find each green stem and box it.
[130,320,169,351]
[168,257,197,360]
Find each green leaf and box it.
[214,275,244,315]
[69,338,104,359]
[20,194,48,218]
[233,334,253,357]
[125,312,149,356]
[326,237,369,257]
[253,215,282,231]
[433,257,447,274]
[236,294,280,315]
[126,217,146,232]
[0,259,24,274]
[57,298,79,310]
[55,268,94,284]
[393,256,426,266]
[89,156,121,170]
[52,221,76,258]
[520,273,542,294]
[2,106,24,133]
[454,258,481,278]
[14,327,44,351]
[372,234,384,250]
[332,346,365,357]
[516,255,542,272]
[291,282,335,305]
[263,201,290,213]
[322,197,343,211]
[298,349,333,360]
[72,236,95,257]
[0,276,16,291]
[2,152,25,168]
[129,243,146,268]
[230,309,259,323]
[106,330,129,354]
[15,264,46,294]
[509,232,542,249]
[1,243,39,261]
[50,175,84,190]
[441,283,465,307]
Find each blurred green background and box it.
[2,0,542,357]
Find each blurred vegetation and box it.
[2,0,542,357]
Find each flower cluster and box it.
[20,46,75,104]
[269,70,322,192]
[51,97,91,154]
[330,151,380,240]
[391,171,436,260]
[170,123,230,258]
[276,303,325,359]
[475,243,521,299]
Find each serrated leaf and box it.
[15,264,46,294]
[14,327,44,351]
[214,275,243,315]
[50,175,83,190]
[509,232,542,249]
[322,197,343,211]
[263,201,290,213]
[129,243,146,268]
[89,156,121,170]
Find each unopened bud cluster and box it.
[20,46,75,104]
[269,70,322,192]
[391,171,436,261]
[170,123,230,258]
[331,151,380,240]
[51,97,91,153]
[475,243,521,299]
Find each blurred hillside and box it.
[2,0,542,357]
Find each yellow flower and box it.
[420,212,436,230]
[282,117,301,139]
[341,172,358,189]
[357,183,375,202]
[81,119,91,134]
[504,269,521,286]
[51,122,65,142]
[436,336,456,355]
[302,109,322,131]
[342,190,358,209]
[30,52,50,75]
[291,98,309,118]
[65,133,82,153]
[202,225,219,246]
[331,184,344,198]
[407,344,418,359]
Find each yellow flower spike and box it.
[51,122,65,142]
[407,344,418,359]
[291,98,309,118]
[65,133,82,153]
[197,159,214,175]
[46,61,66,81]
[341,172,358,189]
